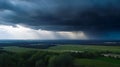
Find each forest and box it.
[0,49,120,67]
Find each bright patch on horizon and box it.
[0,25,88,40]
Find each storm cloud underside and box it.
[0,0,120,40]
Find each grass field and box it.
[2,45,120,53]
[48,45,120,53]
[2,46,40,52]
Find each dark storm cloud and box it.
[0,0,120,39]
[0,0,13,10]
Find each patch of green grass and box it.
[74,58,120,67]
[48,45,120,53]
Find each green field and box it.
[2,45,120,53]
[48,45,120,53]
[74,58,120,67]
[2,46,40,52]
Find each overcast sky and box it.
[0,0,120,40]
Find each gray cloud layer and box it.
[0,0,120,39]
